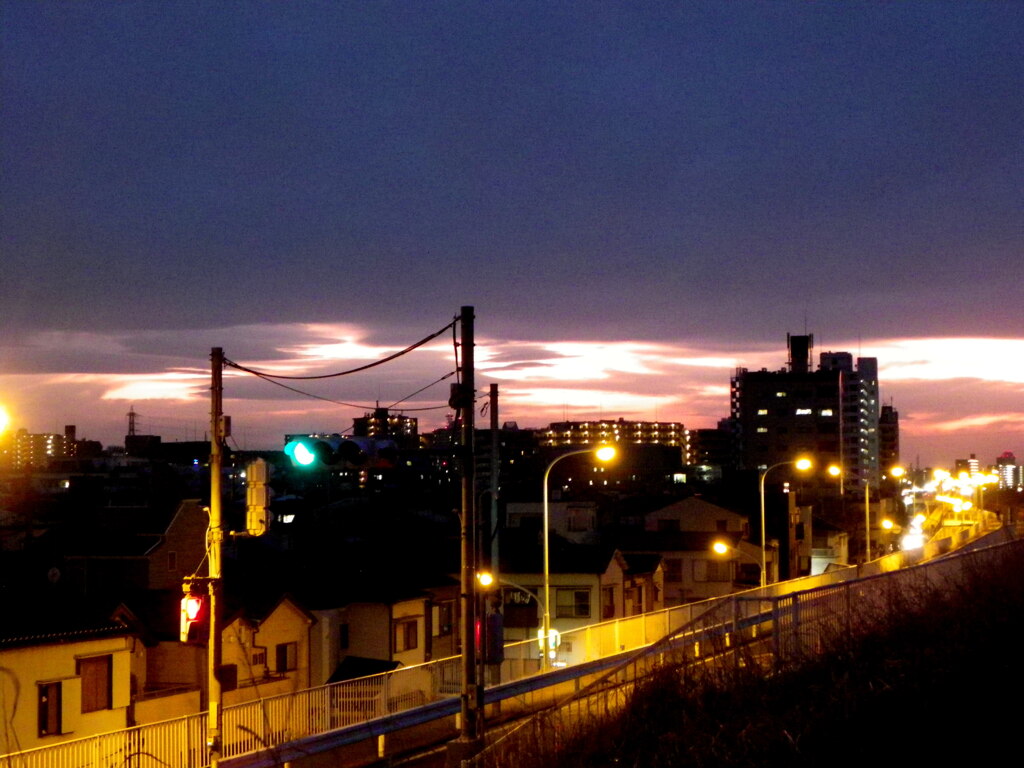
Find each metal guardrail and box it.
[3,524,1015,768]
[467,527,1024,767]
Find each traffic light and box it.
[284,434,397,469]
[180,586,209,643]
[245,458,271,536]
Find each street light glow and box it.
[795,458,813,471]
[541,443,619,671]
[712,540,729,556]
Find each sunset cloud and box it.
[2,324,1023,466]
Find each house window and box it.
[694,559,732,582]
[275,642,298,673]
[167,551,178,572]
[77,655,112,713]
[431,602,453,637]
[716,519,729,532]
[394,619,418,652]
[555,588,591,619]
[664,558,683,582]
[38,682,61,736]
[251,649,267,667]
[339,623,350,650]
[657,518,680,532]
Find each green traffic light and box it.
[293,442,316,466]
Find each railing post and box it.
[771,597,781,667]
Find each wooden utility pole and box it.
[448,306,482,765]
[207,347,225,766]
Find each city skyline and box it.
[2,323,1021,469]
[2,3,1021,468]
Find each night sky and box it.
[1,2,1021,467]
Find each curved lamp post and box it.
[542,444,616,669]
[759,458,812,588]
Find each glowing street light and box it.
[542,445,616,670]
[711,540,762,580]
[759,458,812,588]
[865,465,904,562]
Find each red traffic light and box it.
[180,593,208,643]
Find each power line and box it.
[222,318,456,380]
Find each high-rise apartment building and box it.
[996,451,1020,490]
[14,428,67,470]
[352,407,419,450]
[730,334,890,490]
[540,418,688,457]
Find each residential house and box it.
[599,550,665,619]
[0,601,135,754]
[616,496,758,603]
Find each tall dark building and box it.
[352,407,419,450]
[879,404,900,470]
[730,334,886,490]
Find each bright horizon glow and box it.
[1,326,1022,466]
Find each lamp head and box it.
[794,458,812,472]
[595,445,616,462]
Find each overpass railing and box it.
[2,524,1014,768]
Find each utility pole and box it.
[489,383,499,580]
[207,348,225,767]
[448,306,482,766]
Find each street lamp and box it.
[759,458,812,588]
[542,444,616,670]
[711,540,762,584]
[865,466,904,562]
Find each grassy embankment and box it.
[520,552,1024,767]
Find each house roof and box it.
[0,591,132,649]
[646,495,745,520]
[500,528,610,575]
[615,551,663,575]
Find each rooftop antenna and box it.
[127,406,138,436]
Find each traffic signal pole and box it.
[207,347,225,766]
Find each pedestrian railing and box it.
[2,525,1015,768]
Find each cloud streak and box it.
[1,323,1022,467]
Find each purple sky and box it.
[1,2,1022,468]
